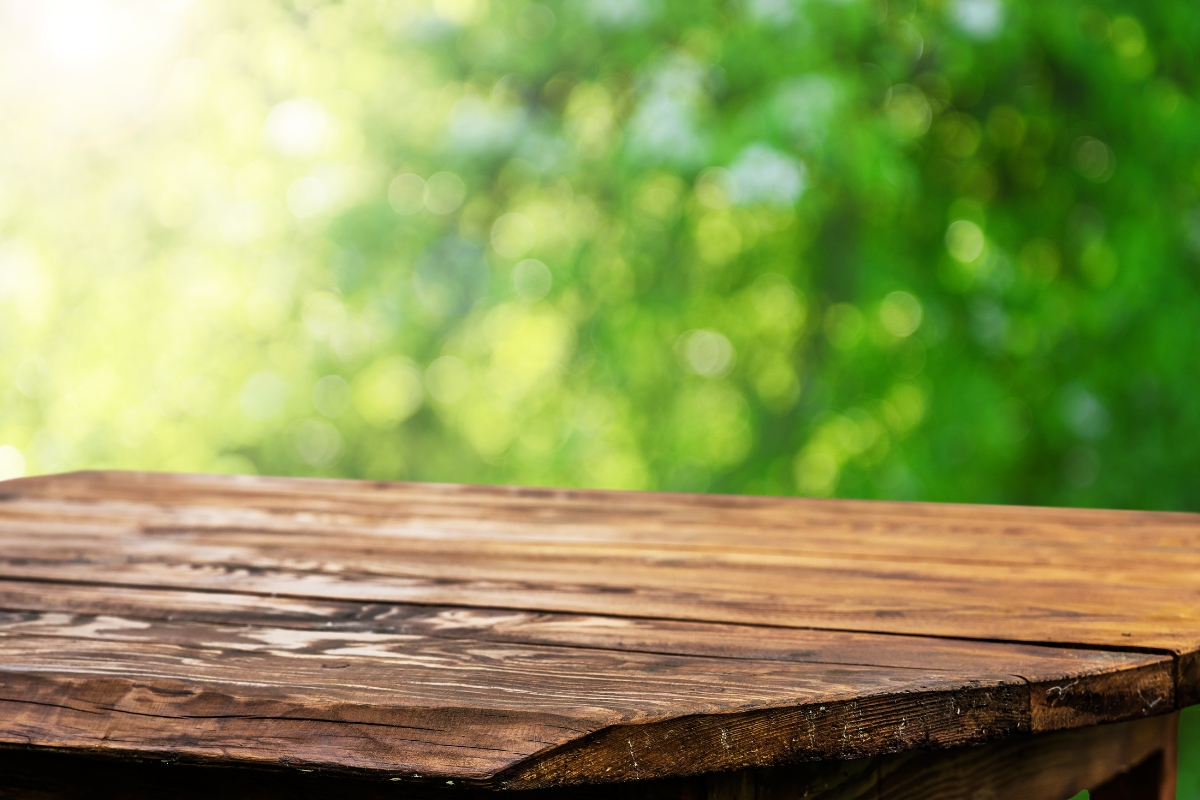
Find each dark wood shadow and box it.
[0,714,1179,800]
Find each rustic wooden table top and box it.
[0,471,1196,791]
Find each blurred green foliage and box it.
[2,0,1199,507]
[1,0,1199,789]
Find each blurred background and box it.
[0,0,1197,793]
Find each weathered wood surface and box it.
[0,470,1195,789]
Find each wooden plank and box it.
[0,581,1158,679]
[11,471,1200,565]
[0,602,1169,784]
[10,471,1200,582]
[0,537,1190,652]
[7,475,1200,584]
[0,615,1026,781]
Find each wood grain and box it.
[0,470,1194,787]
[2,471,1198,652]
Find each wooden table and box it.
[0,471,1194,798]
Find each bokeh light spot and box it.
[1072,137,1115,182]
[678,329,735,377]
[15,357,51,399]
[795,450,838,497]
[694,167,733,209]
[287,176,330,218]
[266,97,330,158]
[937,113,982,159]
[512,259,552,301]
[516,4,556,39]
[728,145,807,206]
[491,212,537,258]
[353,357,423,427]
[239,372,289,421]
[312,375,352,418]
[879,292,923,337]
[293,419,343,466]
[301,292,346,340]
[695,212,743,264]
[1110,16,1146,59]
[946,220,986,262]
[426,356,471,403]
[413,237,490,317]
[388,173,427,215]
[951,0,1004,40]
[424,172,467,215]
[0,446,26,481]
[885,85,932,138]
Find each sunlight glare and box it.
[34,2,134,73]
[0,0,192,136]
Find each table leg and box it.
[1091,713,1178,800]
